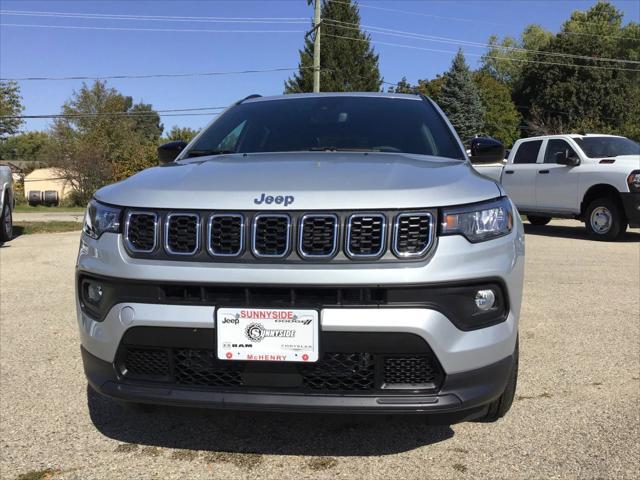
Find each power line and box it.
[323,33,640,72]
[324,18,640,65]
[1,66,312,82]
[1,111,224,120]
[0,23,304,34]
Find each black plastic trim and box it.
[621,192,640,226]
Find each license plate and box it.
[216,308,319,362]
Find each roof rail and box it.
[235,94,262,105]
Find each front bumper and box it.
[621,192,640,227]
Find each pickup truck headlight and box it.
[83,199,122,239]
[441,197,513,242]
[628,171,640,193]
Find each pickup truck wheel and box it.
[527,215,551,226]
[585,198,626,241]
[0,199,12,243]
[476,338,518,423]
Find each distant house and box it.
[23,167,75,201]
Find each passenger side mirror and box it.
[469,136,505,164]
[158,141,188,164]
[555,150,580,167]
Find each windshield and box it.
[185,96,465,160]
[574,136,640,158]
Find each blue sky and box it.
[1,0,638,133]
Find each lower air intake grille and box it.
[174,349,243,387]
[125,212,157,252]
[166,214,199,254]
[383,356,441,388]
[347,214,386,257]
[299,214,338,257]
[300,353,375,390]
[393,213,433,257]
[123,347,169,378]
[252,214,290,257]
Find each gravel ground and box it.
[13,212,84,223]
[1,220,639,480]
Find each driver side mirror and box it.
[469,136,505,164]
[555,150,580,167]
[158,141,188,164]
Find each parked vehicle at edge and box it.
[473,134,640,241]
[0,165,14,244]
[77,93,525,423]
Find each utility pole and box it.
[312,0,321,92]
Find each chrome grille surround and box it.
[207,213,245,257]
[392,212,434,259]
[251,213,291,258]
[345,213,387,258]
[124,211,158,253]
[164,213,201,256]
[298,213,339,259]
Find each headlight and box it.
[83,199,122,239]
[441,197,513,242]
[628,171,640,193]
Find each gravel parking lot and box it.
[1,220,638,480]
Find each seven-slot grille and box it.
[299,214,338,257]
[252,214,291,257]
[165,213,200,255]
[393,213,434,258]
[122,210,435,261]
[346,213,386,258]
[125,212,157,252]
[208,214,244,256]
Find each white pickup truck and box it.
[0,165,14,244]
[473,134,640,240]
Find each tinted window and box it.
[544,139,577,163]
[574,136,640,158]
[186,96,465,159]
[513,140,542,164]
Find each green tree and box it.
[285,0,382,92]
[473,73,521,146]
[163,126,199,143]
[514,2,640,138]
[0,131,53,162]
[50,80,161,203]
[387,76,415,94]
[436,50,484,141]
[0,81,24,138]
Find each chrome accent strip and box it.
[124,211,158,254]
[251,213,291,258]
[345,213,387,258]
[206,213,245,257]
[164,213,200,256]
[298,213,339,259]
[391,212,434,259]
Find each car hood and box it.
[95,152,501,210]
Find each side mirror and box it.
[555,150,580,167]
[158,141,188,164]
[469,136,505,164]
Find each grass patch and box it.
[16,469,59,480]
[14,221,82,236]
[14,205,85,213]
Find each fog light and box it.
[475,289,496,311]
[86,282,103,304]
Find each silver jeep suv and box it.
[77,93,524,423]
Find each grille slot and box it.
[252,214,291,258]
[165,213,200,255]
[125,212,158,252]
[299,214,338,258]
[346,213,386,258]
[392,212,434,258]
[382,355,442,389]
[208,214,244,257]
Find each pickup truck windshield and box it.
[185,96,465,160]
[574,136,640,158]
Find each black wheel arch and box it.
[580,184,625,220]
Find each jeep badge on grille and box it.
[253,193,295,207]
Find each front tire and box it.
[527,215,551,226]
[0,199,12,243]
[585,197,626,241]
[477,338,518,422]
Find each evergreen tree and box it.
[285,0,382,92]
[474,72,521,146]
[436,50,484,141]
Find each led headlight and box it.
[628,171,640,193]
[441,197,513,243]
[83,199,122,239]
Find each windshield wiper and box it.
[307,146,382,152]
[185,149,234,158]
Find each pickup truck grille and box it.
[122,209,436,263]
